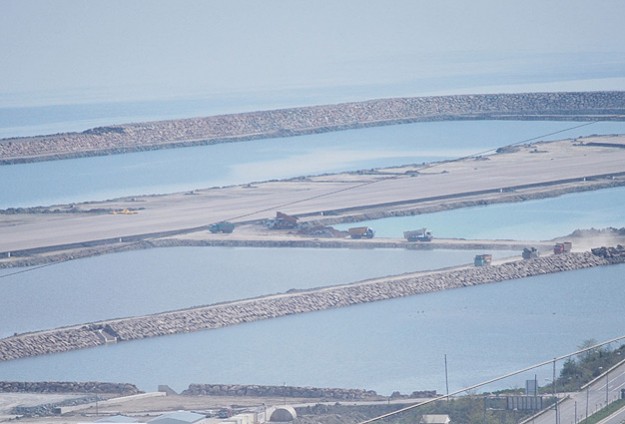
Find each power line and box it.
[421,121,599,172]
[0,120,604,279]
[225,120,602,222]
[358,334,625,424]
[0,261,64,280]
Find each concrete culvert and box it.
[269,406,297,422]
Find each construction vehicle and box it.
[268,211,299,229]
[348,226,375,239]
[217,408,233,419]
[553,241,572,254]
[522,247,540,260]
[208,221,235,233]
[404,228,433,242]
[474,254,492,266]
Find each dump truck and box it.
[522,247,540,260]
[348,226,375,239]
[474,254,492,266]
[268,211,299,229]
[553,241,572,254]
[404,228,433,242]
[208,221,235,233]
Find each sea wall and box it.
[1,251,623,362]
[181,383,436,400]
[0,381,140,394]
[2,91,625,164]
[182,383,381,400]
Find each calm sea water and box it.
[1,263,623,395]
[1,76,625,396]
[335,186,625,241]
[0,247,520,338]
[0,185,623,395]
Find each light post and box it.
[444,354,449,401]
[550,358,559,424]
[585,385,589,422]
[90,385,99,416]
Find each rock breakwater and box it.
[182,383,382,400]
[2,91,624,164]
[0,251,622,362]
[181,383,436,400]
[0,381,140,394]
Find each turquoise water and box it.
[3,120,625,209]
[335,187,625,241]
[1,90,625,396]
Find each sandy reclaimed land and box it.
[1,135,625,262]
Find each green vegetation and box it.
[545,340,625,393]
[296,340,625,424]
[577,399,625,424]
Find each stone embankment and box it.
[182,384,381,400]
[1,251,623,362]
[181,383,436,400]
[0,381,140,394]
[2,91,624,164]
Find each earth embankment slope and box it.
[1,91,624,164]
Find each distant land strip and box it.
[1,91,625,164]
[1,251,624,361]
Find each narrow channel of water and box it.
[3,120,625,208]
[0,247,519,338]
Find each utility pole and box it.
[444,354,449,400]
[553,358,559,424]
[586,386,589,422]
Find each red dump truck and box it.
[554,241,572,254]
[348,226,375,239]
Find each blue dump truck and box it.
[404,228,433,242]
[208,221,235,234]
[474,254,492,266]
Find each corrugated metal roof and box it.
[148,411,206,424]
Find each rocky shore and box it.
[182,384,381,400]
[1,250,624,362]
[2,91,624,164]
[0,381,140,395]
[181,383,437,400]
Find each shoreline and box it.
[2,91,625,165]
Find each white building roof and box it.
[148,411,207,424]
[420,414,451,424]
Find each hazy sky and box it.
[1,0,625,105]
